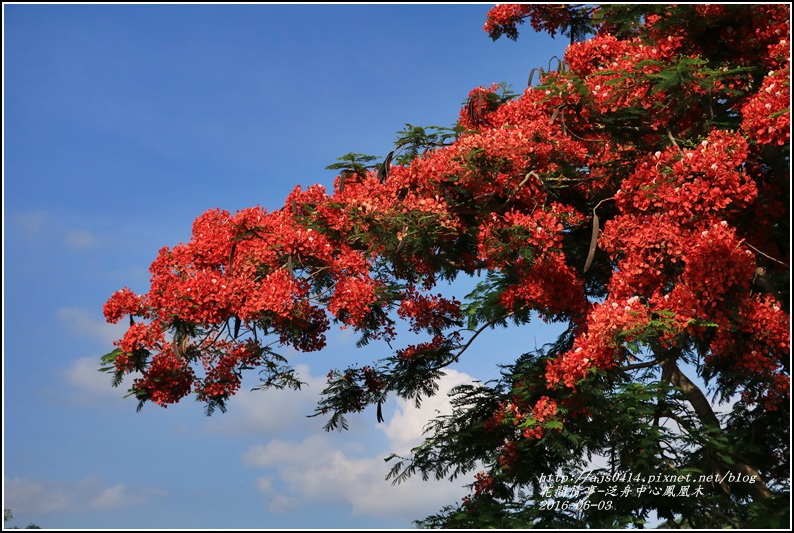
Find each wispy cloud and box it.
[9,211,100,251]
[202,364,330,438]
[243,434,470,519]
[56,307,126,345]
[255,477,299,513]
[57,309,136,405]
[10,211,49,235]
[4,476,165,514]
[241,370,477,519]
[66,229,98,249]
[91,484,132,509]
[64,356,138,404]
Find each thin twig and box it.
[667,129,682,153]
[620,358,662,371]
[593,197,615,212]
[432,312,515,372]
[518,171,538,191]
[742,241,789,267]
[559,114,608,143]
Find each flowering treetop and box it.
[102,4,789,527]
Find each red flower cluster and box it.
[742,66,791,147]
[521,397,558,440]
[484,4,573,40]
[397,292,461,334]
[196,340,264,401]
[117,322,165,355]
[328,275,380,328]
[103,4,789,419]
[472,471,495,496]
[497,440,519,469]
[483,391,560,443]
[133,350,195,407]
[668,222,756,321]
[396,335,447,362]
[547,296,650,388]
[708,295,790,409]
[103,287,146,324]
[564,34,703,128]
[614,130,756,222]
[483,4,532,38]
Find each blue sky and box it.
[3,3,570,529]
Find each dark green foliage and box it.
[392,344,789,528]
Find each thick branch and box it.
[663,360,720,428]
[733,463,772,499]
[662,360,773,500]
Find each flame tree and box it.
[102,4,790,528]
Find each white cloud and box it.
[90,483,130,509]
[10,212,99,250]
[202,364,329,437]
[57,309,137,405]
[64,356,139,403]
[379,369,475,455]
[243,434,469,518]
[204,355,476,443]
[240,370,478,519]
[11,211,48,234]
[4,476,164,514]
[66,229,98,249]
[57,307,126,345]
[267,493,300,514]
[256,476,276,493]
[255,477,299,513]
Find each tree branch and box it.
[741,240,789,268]
[430,312,515,372]
[663,359,720,428]
[662,359,773,500]
[620,358,662,371]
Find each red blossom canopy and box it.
[102,6,790,502]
